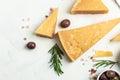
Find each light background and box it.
[0,0,120,80]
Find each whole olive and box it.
[100,73,109,80]
[26,42,36,49]
[60,19,70,28]
[106,70,116,78]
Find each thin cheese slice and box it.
[111,34,120,41]
[35,8,58,38]
[58,18,120,61]
[93,50,113,58]
[71,0,108,14]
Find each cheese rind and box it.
[111,34,120,41]
[71,0,108,14]
[58,18,120,61]
[35,8,58,38]
[93,50,113,58]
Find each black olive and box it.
[100,73,109,80]
[26,42,36,49]
[60,19,70,28]
[106,70,116,78]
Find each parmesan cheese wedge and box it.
[35,8,58,38]
[93,50,113,58]
[58,18,120,61]
[71,0,108,14]
[111,34,120,41]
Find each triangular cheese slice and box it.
[93,50,113,58]
[58,18,120,61]
[35,8,58,38]
[111,34,120,41]
[71,0,108,14]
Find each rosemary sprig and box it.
[48,44,64,76]
[93,60,118,69]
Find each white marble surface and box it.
[0,0,120,80]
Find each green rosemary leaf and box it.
[49,53,55,62]
[48,43,64,76]
[110,64,115,68]
[55,44,64,59]
[48,46,54,53]
[58,59,62,66]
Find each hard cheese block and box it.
[35,8,58,38]
[71,0,108,14]
[93,50,113,58]
[111,34,120,41]
[58,18,120,61]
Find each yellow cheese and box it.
[35,8,58,38]
[93,50,113,58]
[111,34,120,41]
[71,0,108,14]
[58,18,120,61]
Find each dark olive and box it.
[60,19,70,28]
[26,42,36,49]
[106,70,116,78]
[100,73,109,80]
